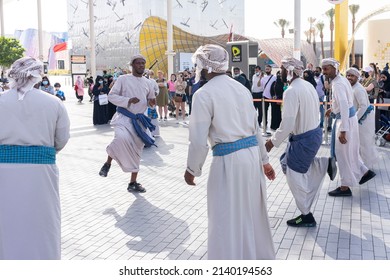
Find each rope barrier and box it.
[253,98,390,107]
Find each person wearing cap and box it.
[322,58,376,197]
[184,44,276,260]
[265,57,337,227]
[98,54,156,193]
[346,67,378,168]
[361,66,379,104]
[0,57,70,259]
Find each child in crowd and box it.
[54,82,66,101]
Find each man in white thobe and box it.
[98,54,156,193]
[346,67,378,169]
[322,58,376,197]
[0,57,70,259]
[265,57,336,227]
[184,44,276,260]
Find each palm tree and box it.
[304,30,311,43]
[325,8,335,58]
[349,4,360,65]
[307,17,316,43]
[316,21,325,59]
[274,19,290,38]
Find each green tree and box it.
[274,19,290,38]
[325,8,335,58]
[0,36,25,79]
[349,4,360,65]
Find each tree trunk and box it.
[351,17,356,65]
[281,28,285,38]
[320,34,325,59]
[330,21,334,58]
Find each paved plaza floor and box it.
[56,78,390,260]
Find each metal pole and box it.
[89,0,96,79]
[37,0,43,61]
[0,0,4,37]
[293,0,301,60]
[166,0,175,77]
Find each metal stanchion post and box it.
[262,97,267,136]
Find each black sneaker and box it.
[328,187,352,197]
[99,163,111,177]
[327,157,337,181]
[127,181,146,193]
[359,170,376,185]
[286,213,316,227]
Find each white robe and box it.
[186,75,275,260]
[352,82,378,168]
[271,78,328,215]
[107,74,155,172]
[0,88,70,260]
[331,75,368,187]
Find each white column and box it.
[166,0,175,77]
[89,0,96,78]
[0,0,4,37]
[37,0,44,61]
[293,0,301,60]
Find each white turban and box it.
[8,57,43,100]
[280,56,304,81]
[130,54,146,66]
[321,58,340,72]
[346,67,361,78]
[192,44,229,83]
[362,66,374,73]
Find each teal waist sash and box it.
[0,145,56,164]
[212,135,258,157]
[330,106,356,159]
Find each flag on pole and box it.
[228,24,233,42]
[53,42,67,53]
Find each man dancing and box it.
[184,44,276,259]
[99,54,156,193]
[265,57,337,227]
[322,58,376,197]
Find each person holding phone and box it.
[98,54,156,193]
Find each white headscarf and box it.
[280,56,304,82]
[192,44,229,83]
[346,67,361,78]
[130,54,146,66]
[8,57,43,100]
[321,58,340,72]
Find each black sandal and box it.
[127,182,146,193]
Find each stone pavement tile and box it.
[337,248,350,260]
[56,86,390,260]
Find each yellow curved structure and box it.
[139,16,247,73]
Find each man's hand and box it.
[148,98,156,107]
[184,170,196,186]
[263,163,276,180]
[338,131,347,144]
[265,139,274,152]
[325,108,332,118]
[128,97,140,107]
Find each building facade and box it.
[67,0,245,72]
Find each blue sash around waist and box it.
[330,106,356,159]
[0,145,56,164]
[358,105,374,125]
[212,135,258,156]
[117,107,156,147]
